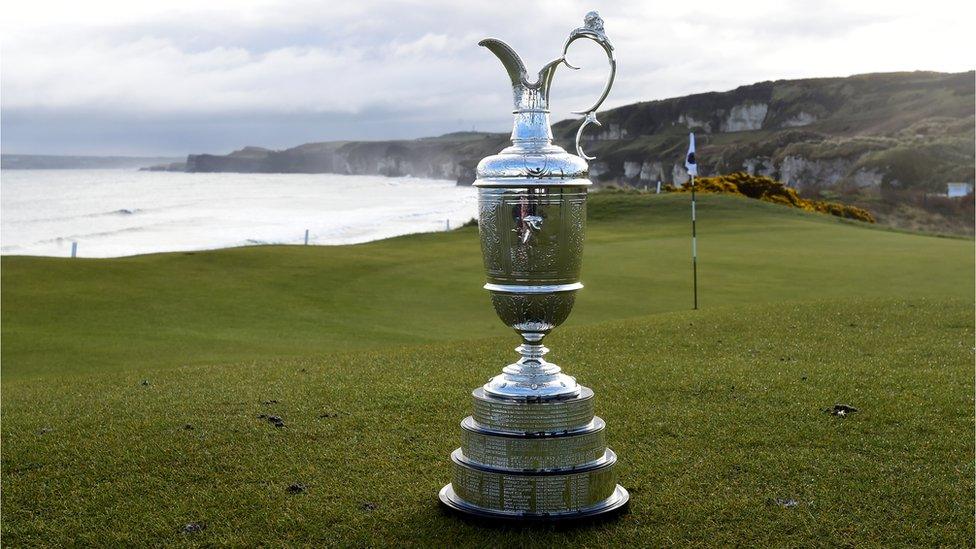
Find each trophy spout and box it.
[478,39,529,102]
[478,39,563,112]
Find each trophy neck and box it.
[510,110,554,150]
[510,86,554,150]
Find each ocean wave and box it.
[6,203,201,224]
[31,217,214,243]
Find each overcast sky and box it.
[1,0,973,156]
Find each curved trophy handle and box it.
[561,11,616,160]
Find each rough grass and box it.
[2,299,971,546]
[2,193,974,546]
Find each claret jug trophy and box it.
[438,11,629,520]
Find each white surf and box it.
[1,170,477,258]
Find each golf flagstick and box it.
[685,132,698,310]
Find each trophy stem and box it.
[510,343,559,377]
[515,342,548,364]
[483,342,580,401]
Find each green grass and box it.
[2,193,971,379]
[2,193,973,546]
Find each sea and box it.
[0,170,478,258]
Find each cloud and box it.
[1,0,974,155]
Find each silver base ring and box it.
[438,484,629,522]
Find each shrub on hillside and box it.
[670,172,876,223]
[809,201,876,223]
[678,177,741,195]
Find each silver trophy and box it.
[439,11,629,520]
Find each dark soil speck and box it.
[824,404,859,416]
[181,522,206,533]
[360,501,378,512]
[287,483,307,494]
[256,413,284,427]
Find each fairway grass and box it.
[2,193,972,379]
[2,193,974,546]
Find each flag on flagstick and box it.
[685,132,698,177]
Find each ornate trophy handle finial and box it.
[562,11,616,160]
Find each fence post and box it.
[71,242,78,258]
[304,229,309,245]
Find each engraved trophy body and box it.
[439,12,629,520]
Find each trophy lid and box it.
[474,146,590,188]
[474,11,615,189]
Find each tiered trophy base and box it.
[439,387,629,521]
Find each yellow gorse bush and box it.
[670,172,876,223]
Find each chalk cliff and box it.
[167,71,974,193]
